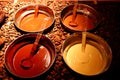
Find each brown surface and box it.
[0,0,120,80]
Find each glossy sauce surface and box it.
[64,43,106,75]
[63,13,94,31]
[19,13,52,32]
[13,43,51,77]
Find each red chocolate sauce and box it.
[13,43,51,78]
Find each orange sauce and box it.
[13,43,51,78]
[19,13,52,32]
[63,13,94,31]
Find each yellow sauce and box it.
[63,43,106,75]
[19,13,52,32]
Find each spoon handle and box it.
[30,17,49,58]
[34,5,39,18]
[30,32,43,57]
[72,3,78,23]
[93,0,97,4]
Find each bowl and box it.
[61,32,112,76]
[14,4,55,33]
[60,4,100,32]
[4,33,56,78]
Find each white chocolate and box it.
[64,43,106,75]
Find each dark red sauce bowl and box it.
[4,33,56,78]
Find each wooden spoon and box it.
[93,0,97,4]
[34,5,39,18]
[69,3,78,27]
[20,18,50,69]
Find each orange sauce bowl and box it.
[60,4,100,32]
[14,4,55,33]
[4,33,56,78]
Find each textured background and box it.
[0,0,120,80]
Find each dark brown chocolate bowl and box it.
[60,4,100,32]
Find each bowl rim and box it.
[14,4,55,33]
[61,32,112,76]
[4,33,56,78]
[60,3,101,32]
